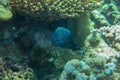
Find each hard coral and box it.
[100,25,120,51]
[60,55,120,80]
[0,57,34,80]
[8,0,103,21]
[0,5,13,21]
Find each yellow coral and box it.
[8,0,103,21]
[0,5,13,21]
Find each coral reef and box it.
[91,0,120,27]
[85,26,120,59]
[1,0,120,80]
[8,0,103,21]
[0,57,34,80]
[100,25,120,51]
[84,25,120,79]
[0,4,13,21]
[60,25,120,80]
[114,0,120,5]
[0,23,35,80]
[53,48,82,69]
[91,10,110,27]
[68,14,93,49]
[101,1,120,25]
[60,57,120,80]
[30,44,82,79]
[0,0,8,6]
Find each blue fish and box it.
[51,27,70,47]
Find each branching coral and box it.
[8,0,103,21]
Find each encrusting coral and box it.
[0,5,13,21]
[8,0,103,21]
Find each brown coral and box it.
[0,57,34,80]
[100,25,120,51]
[8,0,103,21]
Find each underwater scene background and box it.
[0,0,120,80]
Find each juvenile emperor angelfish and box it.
[51,27,70,47]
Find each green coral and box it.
[0,5,13,21]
